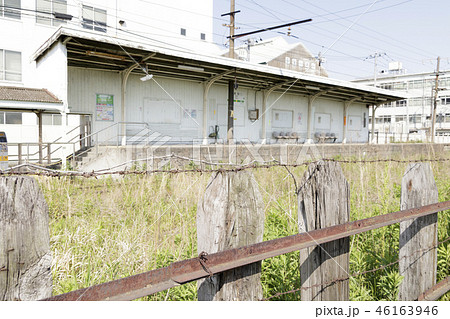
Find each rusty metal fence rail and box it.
[42,201,450,301]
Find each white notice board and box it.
[143,99,181,124]
[272,110,293,128]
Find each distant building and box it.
[353,66,450,139]
[226,36,328,77]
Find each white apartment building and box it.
[353,65,450,142]
[0,0,215,143]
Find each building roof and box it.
[33,27,407,105]
[0,86,62,104]
[353,70,450,83]
[230,36,300,64]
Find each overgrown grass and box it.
[38,158,450,301]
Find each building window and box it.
[395,115,406,122]
[395,100,406,107]
[408,79,424,90]
[0,49,22,81]
[375,115,391,124]
[285,56,290,66]
[82,5,106,32]
[200,33,205,40]
[0,0,21,19]
[180,28,186,36]
[42,113,62,125]
[0,111,22,124]
[36,0,67,26]
[409,115,421,124]
[445,113,450,123]
[393,81,407,90]
[291,58,297,67]
[441,96,450,105]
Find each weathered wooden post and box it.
[298,161,350,301]
[197,171,264,300]
[0,176,52,300]
[398,162,438,300]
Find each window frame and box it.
[0,49,22,82]
[0,0,21,20]
[36,0,68,27]
[82,5,107,33]
[42,113,62,126]
[0,111,22,124]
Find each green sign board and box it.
[96,94,114,121]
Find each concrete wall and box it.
[78,143,450,172]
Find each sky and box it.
[212,0,450,81]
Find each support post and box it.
[37,111,43,164]
[202,83,209,144]
[261,90,267,143]
[202,71,233,144]
[370,104,380,144]
[197,171,264,300]
[343,98,357,144]
[0,176,52,300]
[227,80,234,142]
[298,161,350,301]
[306,97,313,143]
[121,67,136,146]
[398,162,438,300]
[18,143,22,165]
[47,143,51,165]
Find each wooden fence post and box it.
[398,162,438,300]
[0,176,52,300]
[298,161,350,301]
[197,171,264,300]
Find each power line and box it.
[296,0,436,59]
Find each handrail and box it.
[6,122,150,152]
[68,121,151,146]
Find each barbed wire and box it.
[1,155,449,178]
[262,236,450,301]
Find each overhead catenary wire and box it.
[226,0,434,77]
[8,1,429,79]
[286,0,436,59]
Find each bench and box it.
[314,132,337,143]
[272,131,300,143]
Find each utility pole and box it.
[365,52,386,86]
[221,1,239,141]
[431,56,441,143]
[229,0,235,59]
[221,1,239,59]
[366,52,385,142]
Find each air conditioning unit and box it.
[388,62,402,71]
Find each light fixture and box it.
[305,85,320,90]
[178,65,204,72]
[140,74,154,81]
[86,51,126,61]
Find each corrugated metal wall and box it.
[68,67,369,144]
